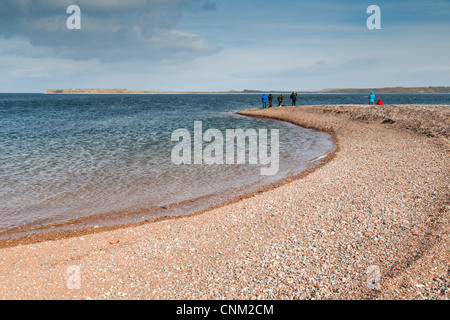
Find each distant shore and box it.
[45,87,450,95]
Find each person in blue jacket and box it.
[369,92,375,105]
[262,94,268,109]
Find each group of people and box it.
[261,91,298,109]
[261,91,384,109]
[369,92,383,105]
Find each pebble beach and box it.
[0,104,448,300]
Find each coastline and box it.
[0,104,448,300]
[43,87,450,95]
[0,124,336,248]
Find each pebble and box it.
[0,104,448,300]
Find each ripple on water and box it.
[0,94,337,233]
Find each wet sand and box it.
[0,104,448,300]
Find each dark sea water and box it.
[0,93,448,236]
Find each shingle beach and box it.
[0,104,448,300]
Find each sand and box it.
[0,104,448,300]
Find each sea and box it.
[0,93,448,238]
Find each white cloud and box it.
[0,36,100,82]
[0,0,220,62]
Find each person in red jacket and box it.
[377,99,383,105]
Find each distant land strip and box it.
[45,87,450,95]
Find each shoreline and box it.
[0,123,337,248]
[0,104,448,300]
[41,91,370,95]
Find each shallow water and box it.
[0,93,448,235]
[0,94,332,233]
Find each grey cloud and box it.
[231,57,382,79]
[291,58,382,77]
[295,58,381,75]
[0,0,220,62]
[344,57,381,70]
[202,1,217,11]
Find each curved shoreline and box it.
[238,105,449,296]
[0,115,337,249]
[0,104,448,300]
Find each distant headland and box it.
[315,87,450,94]
[45,87,450,95]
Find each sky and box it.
[0,0,449,92]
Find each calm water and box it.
[0,93,448,234]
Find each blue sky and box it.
[0,0,449,92]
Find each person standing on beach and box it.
[290,91,297,106]
[268,94,273,108]
[262,94,268,109]
[369,92,375,105]
[277,94,284,106]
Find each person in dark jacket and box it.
[277,94,284,106]
[290,91,297,106]
[267,94,273,108]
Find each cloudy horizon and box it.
[0,0,449,93]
